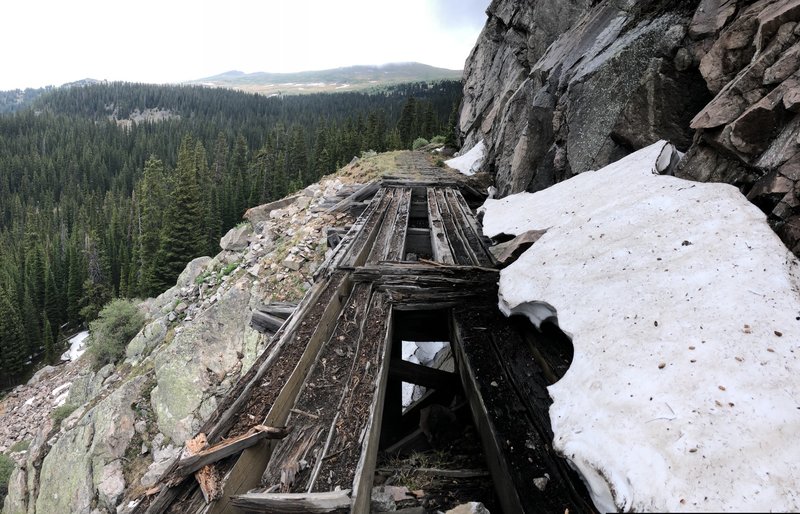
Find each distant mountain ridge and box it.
[187,62,463,95]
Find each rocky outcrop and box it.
[3,169,365,513]
[461,0,800,255]
[34,376,146,514]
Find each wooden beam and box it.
[376,467,490,479]
[443,188,495,267]
[339,188,395,269]
[367,187,406,263]
[168,426,289,482]
[450,315,526,514]
[388,359,458,390]
[230,490,352,513]
[207,275,353,514]
[385,188,412,261]
[451,305,597,514]
[351,298,393,513]
[250,310,286,334]
[426,187,455,264]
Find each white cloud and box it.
[0,0,490,90]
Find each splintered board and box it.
[451,304,597,514]
[259,284,391,504]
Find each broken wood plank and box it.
[325,181,380,213]
[230,489,351,513]
[388,359,458,390]
[168,426,289,482]
[426,187,455,264]
[257,302,297,319]
[316,186,387,277]
[250,310,286,334]
[489,229,548,266]
[185,434,222,503]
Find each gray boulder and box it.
[150,281,261,443]
[34,376,146,514]
[220,223,252,251]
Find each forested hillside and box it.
[0,80,460,386]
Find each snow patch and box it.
[60,330,89,362]
[445,140,485,176]
[483,141,800,512]
[401,341,450,408]
[50,382,72,397]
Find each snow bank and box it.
[60,330,89,362]
[483,141,800,512]
[445,140,485,176]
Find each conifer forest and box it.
[0,80,461,386]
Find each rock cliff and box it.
[461,0,800,254]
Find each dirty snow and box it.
[401,341,450,407]
[482,141,800,512]
[445,140,485,176]
[60,330,89,362]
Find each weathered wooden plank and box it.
[433,188,473,266]
[317,186,387,277]
[450,314,526,514]
[168,426,289,482]
[250,310,285,334]
[388,359,458,390]
[207,275,353,514]
[367,188,405,263]
[230,490,351,513]
[262,283,374,492]
[353,262,498,280]
[351,298,393,513]
[376,467,490,479]
[452,305,597,514]
[339,188,395,269]
[325,181,380,213]
[443,188,495,267]
[257,302,297,319]
[426,187,455,264]
[385,188,412,261]
[489,229,547,266]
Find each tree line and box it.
[0,80,461,387]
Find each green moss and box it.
[7,440,30,453]
[0,452,15,504]
[221,262,239,276]
[51,403,78,426]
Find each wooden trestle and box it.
[132,153,595,514]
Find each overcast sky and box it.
[1,0,490,90]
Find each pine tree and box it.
[152,136,206,291]
[397,97,417,148]
[42,314,55,364]
[0,287,27,383]
[137,156,167,297]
